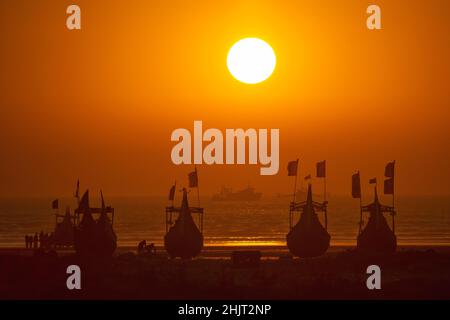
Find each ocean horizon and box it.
[1,194,449,248]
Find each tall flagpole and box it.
[324,176,328,230]
[290,159,299,230]
[357,171,363,235]
[392,161,396,234]
[195,166,203,232]
[195,166,200,207]
[75,179,80,226]
[292,164,298,203]
[359,194,363,235]
[172,180,176,207]
[323,161,328,230]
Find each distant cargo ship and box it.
[212,186,262,201]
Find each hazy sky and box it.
[1,0,449,198]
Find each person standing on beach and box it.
[39,231,44,248]
[33,233,38,249]
[137,240,146,254]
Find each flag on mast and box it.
[384,178,394,195]
[369,178,377,184]
[385,161,395,178]
[168,183,176,201]
[304,174,311,181]
[52,199,59,210]
[316,160,326,178]
[287,160,299,176]
[352,172,361,198]
[384,161,395,195]
[188,168,198,188]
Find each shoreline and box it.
[1,244,450,258]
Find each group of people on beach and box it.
[25,232,54,249]
[137,240,156,255]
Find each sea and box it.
[1,195,450,248]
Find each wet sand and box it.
[3,244,450,257]
[1,245,450,299]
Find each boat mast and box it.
[352,171,363,235]
[317,160,327,230]
[188,166,203,233]
[289,159,299,230]
[358,190,363,235]
[391,161,396,234]
[194,166,203,232]
[74,179,80,225]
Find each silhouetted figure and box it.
[48,232,55,249]
[33,233,38,249]
[286,184,330,258]
[39,231,44,248]
[137,240,147,254]
[357,187,397,253]
[42,233,48,249]
[146,243,156,255]
[164,188,203,259]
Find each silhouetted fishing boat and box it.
[286,184,330,258]
[74,189,117,258]
[357,187,397,253]
[165,188,203,259]
[353,162,397,254]
[212,186,262,201]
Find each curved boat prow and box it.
[164,188,204,259]
[287,184,330,258]
[357,187,397,253]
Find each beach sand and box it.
[1,245,450,299]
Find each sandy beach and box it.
[1,245,450,300]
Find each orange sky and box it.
[0,0,449,198]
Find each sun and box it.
[227,38,276,84]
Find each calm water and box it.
[1,195,450,248]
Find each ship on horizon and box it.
[212,186,262,201]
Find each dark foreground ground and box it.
[1,246,450,299]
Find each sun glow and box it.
[227,38,276,84]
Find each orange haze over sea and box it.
[0,0,449,198]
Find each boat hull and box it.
[287,222,330,258]
[74,223,98,258]
[357,216,397,253]
[74,218,117,258]
[95,222,117,257]
[164,223,203,259]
